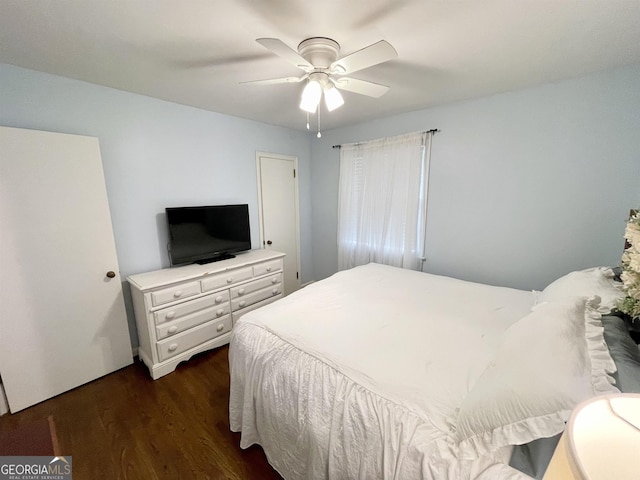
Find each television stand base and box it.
[196,254,236,265]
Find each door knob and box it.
[106,271,116,278]
[266,240,273,245]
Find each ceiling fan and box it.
[242,37,397,114]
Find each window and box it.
[337,131,433,271]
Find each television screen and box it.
[166,204,251,265]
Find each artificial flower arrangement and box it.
[617,209,640,318]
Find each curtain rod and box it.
[332,129,440,148]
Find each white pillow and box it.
[454,296,618,460]
[537,267,623,313]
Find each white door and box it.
[0,126,133,412]
[256,152,301,295]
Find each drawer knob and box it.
[166,312,175,320]
[271,277,277,284]
[266,266,272,272]
[106,271,116,278]
[215,296,223,303]
[173,290,182,298]
[168,326,178,334]
[168,343,178,352]
[216,324,224,332]
[216,309,224,317]
[227,277,233,283]
[239,301,246,307]
[238,288,245,296]
[272,288,278,295]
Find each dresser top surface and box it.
[127,249,285,291]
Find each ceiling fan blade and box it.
[256,38,314,71]
[330,40,397,75]
[241,75,307,86]
[333,77,390,98]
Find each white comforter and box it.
[229,263,537,479]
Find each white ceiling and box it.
[1,1,640,132]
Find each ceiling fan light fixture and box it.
[300,79,322,113]
[251,37,397,120]
[324,84,344,112]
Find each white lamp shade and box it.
[324,85,344,112]
[543,394,640,480]
[300,80,322,113]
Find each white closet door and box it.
[0,126,132,412]
[257,152,301,295]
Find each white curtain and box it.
[338,131,431,271]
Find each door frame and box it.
[255,151,302,292]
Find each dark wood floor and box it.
[0,346,283,480]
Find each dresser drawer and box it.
[253,259,283,277]
[232,294,282,324]
[156,316,232,362]
[151,281,201,307]
[156,303,230,340]
[230,273,282,299]
[201,266,253,292]
[231,283,282,311]
[154,290,229,325]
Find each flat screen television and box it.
[166,204,251,266]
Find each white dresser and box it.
[128,249,285,379]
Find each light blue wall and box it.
[311,64,640,291]
[0,63,312,346]
[2,63,639,346]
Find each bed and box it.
[229,263,639,479]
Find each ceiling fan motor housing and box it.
[297,37,340,70]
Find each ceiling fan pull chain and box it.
[306,111,310,130]
[317,107,322,138]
